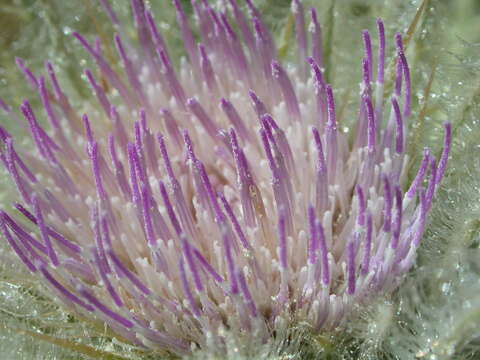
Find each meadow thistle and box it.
[0,0,451,357]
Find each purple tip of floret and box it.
[45,61,62,100]
[394,56,403,98]
[325,85,336,128]
[158,180,181,235]
[0,213,37,273]
[271,60,301,120]
[4,140,32,204]
[394,32,404,52]
[292,0,307,66]
[220,222,239,295]
[0,97,11,113]
[382,175,392,232]
[436,122,451,185]
[220,98,251,143]
[178,259,201,317]
[391,97,404,154]
[109,249,151,296]
[82,113,94,145]
[362,30,373,80]
[346,240,356,295]
[277,207,288,270]
[308,56,324,89]
[248,90,268,118]
[218,192,250,250]
[364,95,376,152]
[14,203,81,254]
[237,269,258,317]
[361,213,373,275]
[193,248,224,284]
[198,43,218,92]
[425,156,437,210]
[32,194,59,267]
[316,220,329,286]
[38,76,60,130]
[392,186,403,249]
[40,266,95,311]
[186,97,219,140]
[99,0,120,25]
[397,51,411,117]
[362,57,371,92]
[356,185,366,227]
[309,8,323,69]
[376,18,385,84]
[406,148,430,199]
[79,286,134,328]
[181,231,204,293]
[307,205,317,265]
[412,190,428,248]
[182,130,197,163]
[311,127,326,172]
[16,57,39,89]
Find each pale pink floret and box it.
[0,0,450,356]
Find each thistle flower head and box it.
[0,0,451,356]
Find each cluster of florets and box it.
[0,0,450,356]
